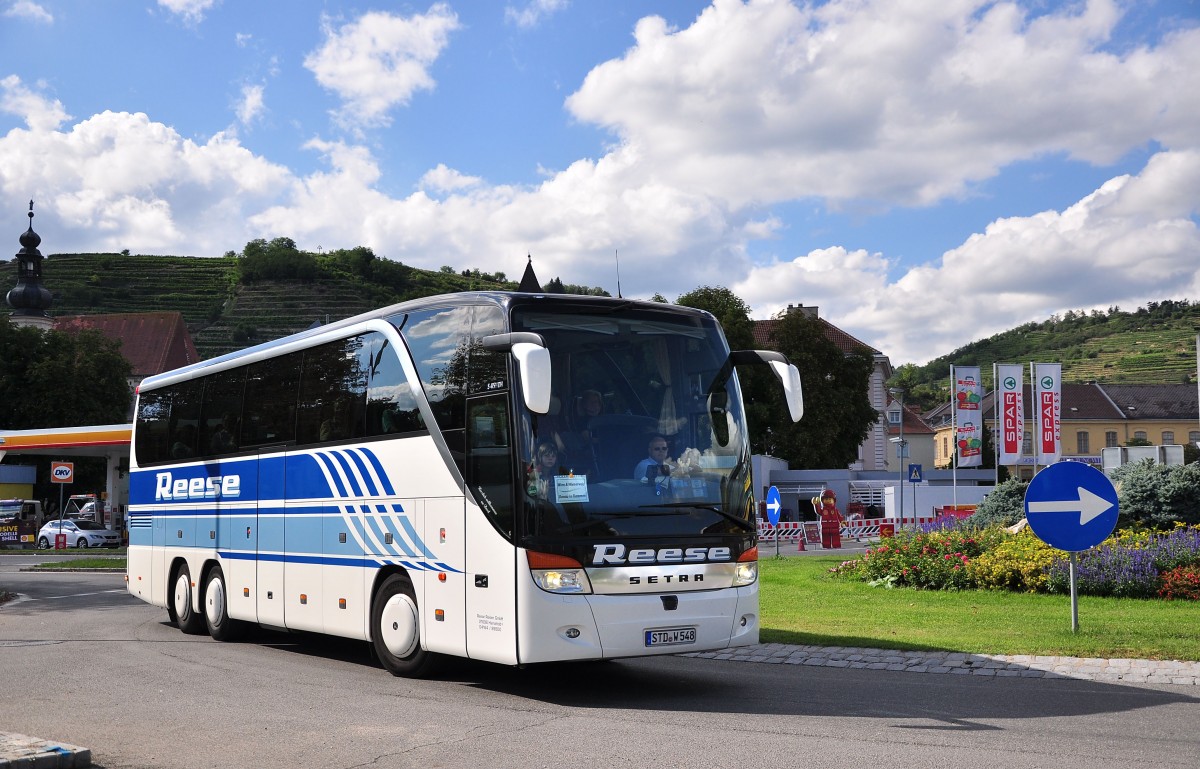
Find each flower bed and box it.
[830,519,1200,599]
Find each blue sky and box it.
[2,0,1198,366]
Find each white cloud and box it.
[236,84,265,126]
[505,0,569,29]
[0,75,70,131]
[5,1,53,24]
[157,0,217,24]
[735,149,1200,364]
[565,0,1200,208]
[419,164,483,194]
[0,109,291,253]
[304,4,461,129]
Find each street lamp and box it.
[888,387,906,526]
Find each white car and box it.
[37,519,121,549]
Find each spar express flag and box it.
[996,364,1024,465]
[952,365,983,467]
[1033,363,1062,464]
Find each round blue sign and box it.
[765,486,782,526]
[1024,461,1119,552]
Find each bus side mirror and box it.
[483,333,552,414]
[730,349,804,423]
[770,360,804,422]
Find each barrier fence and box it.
[756,516,942,548]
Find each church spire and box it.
[517,254,542,293]
[6,200,54,329]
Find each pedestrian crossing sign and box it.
[908,464,923,483]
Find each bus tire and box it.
[371,574,438,678]
[170,563,206,635]
[203,564,245,642]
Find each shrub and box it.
[966,528,1058,592]
[832,523,1002,590]
[1044,546,1159,598]
[1158,565,1200,600]
[969,478,1027,527]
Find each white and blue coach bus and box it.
[127,292,803,676]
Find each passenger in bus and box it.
[527,441,567,499]
[320,397,352,441]
[558,389,603,476]
[171,424,197,459]
[633,434,673,480]
[209,413,238,454]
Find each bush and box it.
[831,522,1003,590]
[966,528,1058,592]
[969,478,1027,527]
[1158,565,1200,600]
[1044,546,1159,598]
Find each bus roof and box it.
[138,291,715,392]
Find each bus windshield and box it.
[510,304,753,542]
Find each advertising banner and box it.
[1033,363,1062,464]
[952,366,983,467]
[996,364,1025,465]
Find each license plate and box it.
[644,627,697,647]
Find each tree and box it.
[676,286,755,350]
[0,316,132,429]
[755,309,878,469]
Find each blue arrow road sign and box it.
[766,486,782,526]
[1024,461,1119,552]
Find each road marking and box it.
[23,589,128,602]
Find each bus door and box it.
[462,393,519,665]
[257,454,286,627]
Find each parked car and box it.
[37,519,121,549]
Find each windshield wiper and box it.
[637,502,755,532]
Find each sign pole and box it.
[1069,552,1079,633]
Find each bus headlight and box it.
[527,551,593,594]
[733,546,758,586]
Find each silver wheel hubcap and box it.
[379,593,419,658]
[205,575,225,626]
[174,573,190,617]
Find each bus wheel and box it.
[171,564,206,635]
[203,564,245,642]
[371,574,438,678]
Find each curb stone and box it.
[684,643,1200,686]
[0,733,90,768]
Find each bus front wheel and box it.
[170,563,206,635]
[203,564,246,642]
[371,574,438,678]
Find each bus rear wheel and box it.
[170,563,206,635]
[371,574,438,678]
[203,564,245,642]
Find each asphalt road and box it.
[1,563,1198,769]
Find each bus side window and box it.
[200,368,246,457]
[466,394,514,538]
[135,390,172,465]
[242,353,301,447]
[366,335,426,437]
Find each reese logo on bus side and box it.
[154,472,241,501]
[591,543,731,566]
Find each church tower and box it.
[6,201,54,330]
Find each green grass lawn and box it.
[760,555,1200,661]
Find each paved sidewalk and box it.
[687,642,1200,686]
[0,733,90,768]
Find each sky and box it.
[1,0,1198,367]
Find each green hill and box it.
[29,241,610,360]
[33,249,517,359]
[893,300,1200,410]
